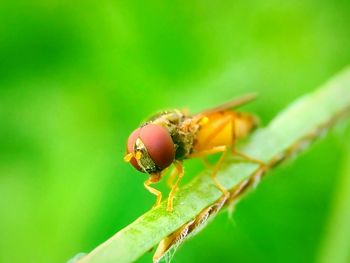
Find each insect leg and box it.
[230,114,266,167]
[209,146,229,196]
[144,174,163,208]
[231,149,266,166]
[189,146,229,196]
[167,161,184,212]
[166,165,178,188]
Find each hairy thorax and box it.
[144,110,200,160]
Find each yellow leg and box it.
[144,173,162,208]
[231,149,266,167]
[166,165,178,188]
[230,116,266,167]
[190,114,264,196]
[167,162,184,212]
[211,147,229,196]
[189,146,229,196]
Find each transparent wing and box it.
[195,93,257,115]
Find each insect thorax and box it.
[144,110,199,160]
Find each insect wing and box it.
[196,93,257,115]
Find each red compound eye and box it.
[126,124,175,172]
[140,124,175,169]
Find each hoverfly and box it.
[124,94,263,212]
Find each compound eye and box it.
[126,124,175,172]
[139,124,175,170]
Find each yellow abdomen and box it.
[193,111,257,151]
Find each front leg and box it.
[144,173,163,208]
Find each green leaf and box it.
[75,67,350,263]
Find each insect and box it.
[124,94,264,212]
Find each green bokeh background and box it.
[1,1,350,262]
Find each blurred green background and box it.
[1,0,350,262]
